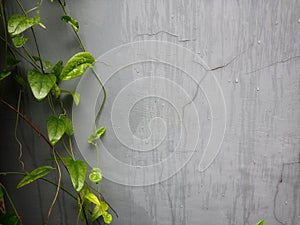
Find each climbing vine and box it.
[0,0,112,224]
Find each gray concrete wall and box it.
[1,0,300,224]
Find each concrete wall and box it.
[1,0,299,224]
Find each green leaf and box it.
[61,15,79,32]
[28,69,56,100]
[71,91,80,106]
[51,83,61,99]
[51,60,63,79]
[47,116,66,145]
[78,187,91,221]
[0,212,18,225]
[17,166,53,188]
[89,168,102,183]
[255,219,264,225]
[88,127,106,144]
[0,71,11,81]
[60,114,74,136]
[102,211,112,224]
[59,52,95,81]
[85,192,100,205]
[12,35,28,48]
[91,201,109,222]
[64,158,87,192]
[8,14,40,36]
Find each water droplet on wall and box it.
[285,201,288,205]
[257,40,261,44]
[235,78,239,83]
[298,19,300,23]
[275,21,279,25]
[256,87,260,91]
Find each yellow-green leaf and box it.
[102,211,112,224]
[71,91,80,106]
[61,15,79,32]
[85,192,100,205]
[12,36,28,48]
[89,167,102,183]
[255,219,264,225]
[59,52,94,81]
[17,166,54,188]
[8,14,40,36]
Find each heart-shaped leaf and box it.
[8,14,40,36]
[89,167,102,183]
[28,69,56,100]
[12,35,28,48]
[91,201,109,222]
[64,158,87,192]
[51,60,63,79]
[59,52,94,81]
[47,116,66,145]
[60,114,74,136]
[51,83,61,99]
[102,211,112,224]
[88,127,106,144]
[61,15,79,32]
[17,166,54,188]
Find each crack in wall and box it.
[273,157,300,225]
[245,55,300,75]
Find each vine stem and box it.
[0,35,40,70]
[15,90,25,171]
[57,0,86,51]
[0,183,23,224]
[44,148,61,225]
[0,98,66,168]
[15,0,45,73]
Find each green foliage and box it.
[51,83,61,99]
[7,14,40,36]
[27,69,56,100]
[85,192,100,205]
[59,114,74,136]
[64,158,87,192]
[50,60,63,79]
[102,211,112,224]
[89,168,102,183]
[61,15,79,32]
[71,91,80,106]
[17,166,54,188]
[0,212,18,225]
[0,71,11,81]
[88,127,106,144]
[11,35,28,48]
[47,116,66,145]
[59,52,95,80]
[0,1,113,224]
[255,219,264,225]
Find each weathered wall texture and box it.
[1,0,300,225]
